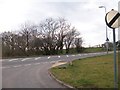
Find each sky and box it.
[0,0,119,47]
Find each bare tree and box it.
[64,26,80,54]
[37,18,77,55]
[1,31,23,56]
[56,18,68,52]
[37,18,59,54]
[19,22,37,55]
[74,37,83,53]
[2,17,83,57]
[2,32,14,56]
[37,18,81,54]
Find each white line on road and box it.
[48,56,51,59]
[9,59,18,62]
[58,60,62,62]
[72,55,75,56]
[66,55,69,57]
[24,64,31,66]
[21,58,30,61]
[50,61,56,63]
[41,62,50,64]
[13,65,22,68]
[35,57,41,60]
[78,54,82,56]
[33,63,41,65]
[58,56,61,58]
[93,53,98,55]
[41,62,49,64]
[83,54,88,56]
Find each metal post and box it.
[99,6,109,54]
[113,28,118,89]
[106,25,109,54]
[105,7,109,54]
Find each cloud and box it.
[0,0,119,46]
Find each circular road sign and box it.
[105,9,120,29]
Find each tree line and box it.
[1,18,83,57]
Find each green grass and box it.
[50,54,119,88]
[84,47,105,53]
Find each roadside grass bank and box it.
[50,54,119,88]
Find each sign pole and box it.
[105,9,120,88]
[113,28,118,89]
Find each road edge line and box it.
[48,68,76,89]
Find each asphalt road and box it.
[1,52,109,88]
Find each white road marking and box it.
[0,59,2,62]
[72,55,75,56]
[48,56,51,59]
[34,63,41,65]
[93,53,98,55]
[35,57,41,60]
[9,59,18,62]
[24,64,31,66]
[83,54,88,56]
[13,65,22,68]
[50,61,56,63]
[41,62,49,64]
[58,56,60,58]
[66,55,69,57]
[79,54,82,56]
[21,58,30,61]
[58,60,62,62]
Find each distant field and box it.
[83,47,106,53]
[51,54,119,88]
[61,47,106,54]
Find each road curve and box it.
[2,63,67,88]
[2,52,110,88]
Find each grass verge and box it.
[50,54,119,88]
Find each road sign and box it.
[105,9,119,88]
[105,9,120,29]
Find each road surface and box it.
[1,52,109,88]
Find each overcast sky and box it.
[0,0,119,47]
